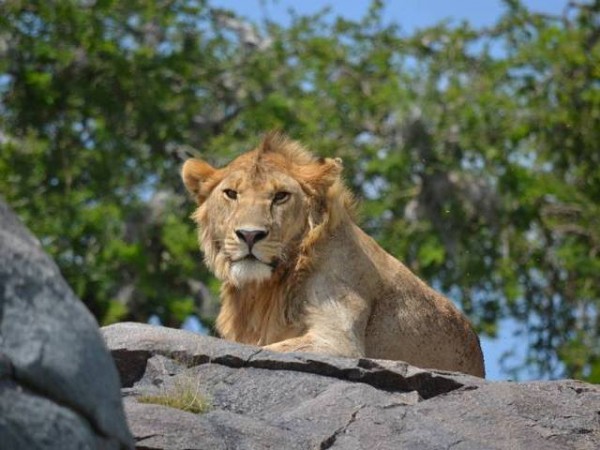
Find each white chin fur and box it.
[229,259,273,286]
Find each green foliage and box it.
[0,0,598,382]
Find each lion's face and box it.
[182,134,343,286]
[200,168,309,285]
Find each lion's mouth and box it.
[232,253,278,268]
[232,254,260,264]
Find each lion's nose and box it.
[235,228,268,250]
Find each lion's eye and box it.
[273,191,290,204]
[223,189,238,200]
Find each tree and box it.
[1,0,598,381]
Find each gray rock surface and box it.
[103,322,600,450]
[0,198,134,449]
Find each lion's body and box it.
[182,133,485,377]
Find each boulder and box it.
[103,322,600,450]
[0,198,134,449]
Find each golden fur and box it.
[182,132,485,377]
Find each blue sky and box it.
[202,0,571,381]
[213,0,568,31]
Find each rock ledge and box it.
[103,322,600,450]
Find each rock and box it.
[102,322,600,450]
[0,198,134,450]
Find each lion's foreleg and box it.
[263,330,365,358]
[264,335,316,353]
[263,297,369,358]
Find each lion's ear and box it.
[181,158,218,204]
[298,157,343,193]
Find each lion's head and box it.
[182,133,352,287]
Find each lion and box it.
[182,132,485,377]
